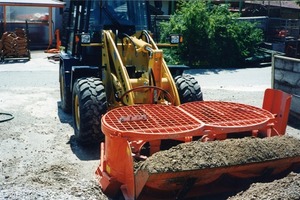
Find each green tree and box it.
[160,1,263,67]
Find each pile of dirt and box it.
[136,136,300,173]
[228,172,300,200]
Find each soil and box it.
[0,51,300,199]
[228,172,300,200]
[136,136,300,173]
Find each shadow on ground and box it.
[185,66,270,76]
[1,59,30,65]
[186,68,239,75]
[288,114,300,129]
[57,101,100,161]
[57,101,73,126]
[67,135,100,161]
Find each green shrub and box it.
[160,1,263,67]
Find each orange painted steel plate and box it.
[101,102,274,139]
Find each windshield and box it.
[90,0,149,32]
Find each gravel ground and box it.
[228,172,300,200]
[0,52,108,200]
[0,51,300,199]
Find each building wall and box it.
[272,54,300,117]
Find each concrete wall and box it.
[272,54,300,117]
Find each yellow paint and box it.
[106,164,111,174]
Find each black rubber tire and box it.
[59,61,72,113]
[72,77,107,144]
[174,74,203,104]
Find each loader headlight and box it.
[81,33,91,44]
[169,34,183,44]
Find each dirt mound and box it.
[228,172,300,200]
[136,136,300,173]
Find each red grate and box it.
[102,104,202,136]
[179,101,274,127]
[102,101,275,139]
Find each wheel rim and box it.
[74,94,80,131]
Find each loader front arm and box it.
[102,30,181,108]
[102,30,134,108]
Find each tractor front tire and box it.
[175,74,203,104]
[72,77,107,145]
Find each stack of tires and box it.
[0,28,30,60]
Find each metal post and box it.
[271,53,275,89]
[3,5,6,31]
[48,7,53,48]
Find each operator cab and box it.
[64,0,150,66]
[92,1,149,37]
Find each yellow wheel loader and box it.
[59,0,202,144]
[59,0,300,199]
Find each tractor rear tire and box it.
[59,62,72,113]
[72,77,107,145]
[175,74,203,104]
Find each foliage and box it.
[159,1,264,67]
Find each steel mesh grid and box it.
[103,104,201,134]
[179,101,274,127]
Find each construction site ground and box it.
[0,51,300,199]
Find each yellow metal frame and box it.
[101,30,180,109]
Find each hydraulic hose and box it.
[0,112,14,123]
